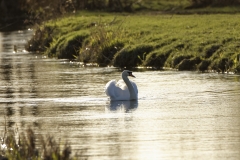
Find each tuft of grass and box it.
[113,44,154,68]
[176,57,201,71]
[26,25,55,53]
[79,18,126,66]
[0,126,76,160]
[46,30,89,59]
[143,48,172,69]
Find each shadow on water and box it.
[106,100,138,112]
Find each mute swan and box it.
[105,70,138,101]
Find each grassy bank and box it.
[27,11,240,73]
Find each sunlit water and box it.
[0,30,240,160]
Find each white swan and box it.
[105,70,138,101]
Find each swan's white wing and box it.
[105,80,118,99]
[105,80,130,100]
[116,80,130,99]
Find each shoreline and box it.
[25,12,240,74]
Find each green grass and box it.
[26,11,240,73]
[1,121,77,160]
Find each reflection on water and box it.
[0,30,240,159]
[106,100,138,112]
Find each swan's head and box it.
[122,70,135,78]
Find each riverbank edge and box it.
[26,11,240,74]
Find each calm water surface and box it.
[0,31,240,160]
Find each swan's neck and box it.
[122,75,137,100]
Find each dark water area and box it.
[0,20,26,32]
[0,30,240,159]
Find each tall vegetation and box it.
[0,0,145,31]
[0,126,76,160]
[1,0,240,31]
[78,19,125,66]
[188,0,240,8]
[1,0,240,24]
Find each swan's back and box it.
[105,79,138,100]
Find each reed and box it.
[79,18,126,66]
[0,121,76,160]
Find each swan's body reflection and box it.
[106,100,138,112]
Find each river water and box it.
[0,30,240,160]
